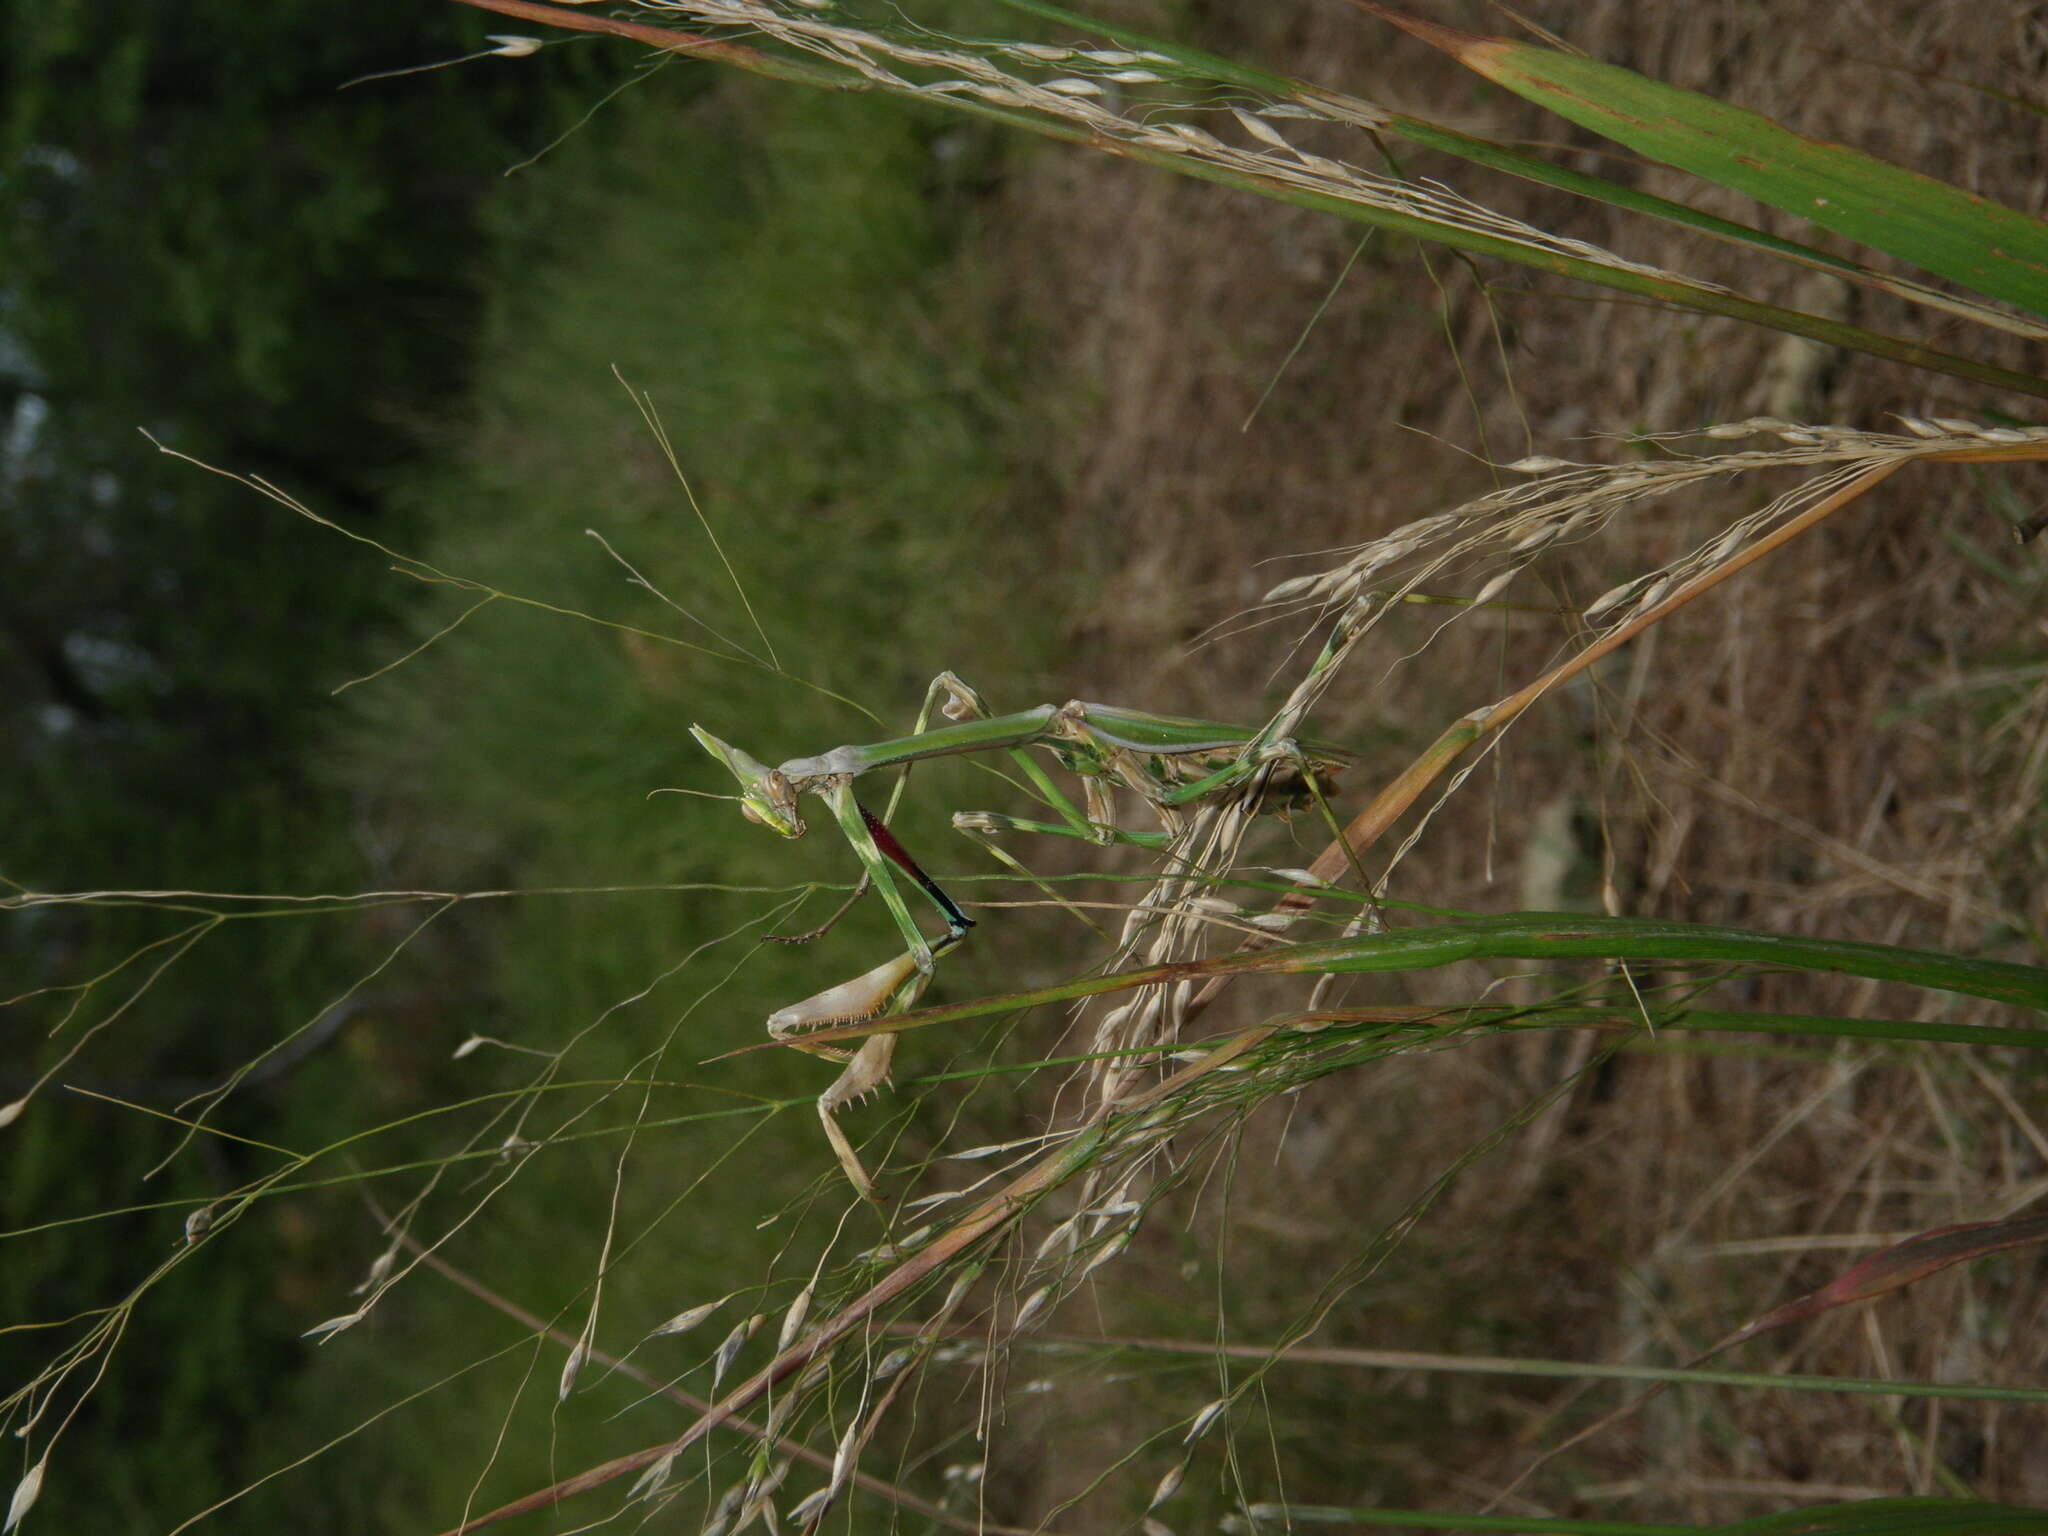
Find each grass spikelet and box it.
[774,1282,813,1351]
[3,1461,44,1535]
[646,1294,729,1340]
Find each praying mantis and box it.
[692,669,1351,1199]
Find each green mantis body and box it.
[692,672,1348,1197]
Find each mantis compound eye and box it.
[690,725,806,838]
[743,771,804,838]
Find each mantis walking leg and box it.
[767,931,967,1200]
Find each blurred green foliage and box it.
[3,4,1064,1524]
[0,0,622,845]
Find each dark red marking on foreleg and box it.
[857,801,975,936]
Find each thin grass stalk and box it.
[436,1021,1283,1532]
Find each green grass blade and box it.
[758,915,2048,1054]
[1378,115,2048,340]
[1359,4,2048,315]
[995,0,2047,339]
[1245,1501,2048,1534]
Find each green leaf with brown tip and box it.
[1356,2,2048,315]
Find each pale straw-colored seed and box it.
[1080,1228,1134,1275]
[1009,43,1071,60]
[712,1314,761,1388]
[1510,523,1559,553]
[0,1097,23,1130]
[942,1264,980,1314]
[946,1134,1038,1160]
[486,34,542,56]
[1013,1284,1056,1331]
[1034,1216,1081,1260]
[647,1293,728,1339]
[874,1345,918,1381]
[1231,108,1294,150]
[902,1188,963,1213]
[829,1417,861,1489]
[1189,895,1240,917]
[1632,575,1674,615]
[1184,1398,1230,1444]
[4,1460,44,1535]
[1584,577,1644,620]
[1086,1197,1143,1220]
[776,1282,814,1351]
[1933,417,1981,433]
[856,1224,932,1264]
[451,1034,486,1059]
[1705,524,1750,565]
[1079,48,1146,64]
[1982,426,2031,442]
[353,1246,397,1295]
[1702,422,1752,439]
[1043,76,1105,95]
[700,1483,745,1536]
[558,1335,589,1401]
[1471,568,1519,607]
[1899,416,1943,437]
[303,1309,365,1341]
[1148,1462,1187,1509]
[1249,912,1297,932]
[1262,572,1325,603]
[629,1451,676,1501]
[790,1490,839,1531]
[1267,866,1326,887]
[1775,428,1821,445]
[1161,122,1225,150]
[1107,69,1166,82]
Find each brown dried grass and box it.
[954,0,2048,1519]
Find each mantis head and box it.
[690,726,804,838]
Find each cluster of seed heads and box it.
[1264,416,2048,630]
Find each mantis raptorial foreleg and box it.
[766,933,965,1200]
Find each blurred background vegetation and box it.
[3,0,1066,1523]
[6,0,2046,1531]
